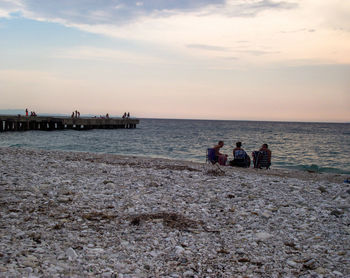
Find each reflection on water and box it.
[0,119,349,174]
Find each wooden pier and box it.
[0,115,139,132]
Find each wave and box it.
[289,164,350,175]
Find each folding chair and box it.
[252,151,270,169]
[206,148,225,173]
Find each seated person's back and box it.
[230,142,250,167]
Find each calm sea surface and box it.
[1,119,349,174]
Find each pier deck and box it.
[0,115,139,132]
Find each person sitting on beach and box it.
[230,142,251,168]
[252,143,271,169]
[213,141,228,166]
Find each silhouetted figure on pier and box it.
[106,113,109,119]
[127,112,130,118]
[122,112,126,119]
[25,109,28,116]
[71,112,74,118]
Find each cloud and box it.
[0,0,298,25]
[186,44,229,51]
[0,0,226,24]
[1,0,349,67]
[0,0,23,17]
[237,50,280,56]
[54,46,168,65]
[202,0,298,17]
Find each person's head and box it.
[236,142,242,148]
[218,141,224,147]
[262,143,268,149]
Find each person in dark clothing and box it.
[230,142,250,167]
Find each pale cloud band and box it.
[1,0,349,67]
[0,0,297,24]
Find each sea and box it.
[0,118,349,175]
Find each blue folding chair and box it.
[206,148,224,173]
[206,148,217,164]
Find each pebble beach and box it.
[0,147,349,277]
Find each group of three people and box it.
[213,141,271,168]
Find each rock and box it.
[261,211,272,218]
[330,209,344,217]
[183,270,194,277]
[66,247,78,260]
[315,267,327,274]
[302,258,317,270]
[256,232,272,241]
[0,148,349,277]
[175,246,185,255]
[286,260,297,267]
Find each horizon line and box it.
[0,110,348,124]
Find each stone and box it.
[286,260,297,267]
[256,232,272,241]
[0,147,349,277]
[66,247,78,260]
[183,270,194,277]
[175,246,185,255]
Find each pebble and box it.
[183,270,194,277]
[66,247,78,261]
[0,147,349,277]
[255,232,272,241]
[286,260,298,267]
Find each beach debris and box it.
[128,212,201,231]
[206,168,225,176]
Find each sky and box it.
[0,0,349,122]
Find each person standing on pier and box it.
[25,109,28,117]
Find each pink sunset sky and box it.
[0,0,349,122]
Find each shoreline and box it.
[3,146,349,183]
[0,147,349,277]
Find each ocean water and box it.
[1,119,349,174]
